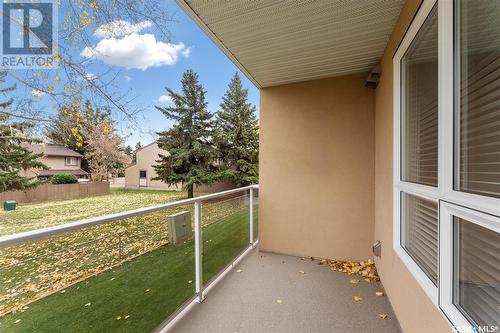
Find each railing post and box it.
[194,200,204,303]
[249,187,254,246]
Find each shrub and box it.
[51,174,78,184]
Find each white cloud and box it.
[81,33,190,70]
[94,20,153,38]
[181,46,192,57]
[84,73,97,81]
[158,95,173,104]
[32,89,45,99]
[124,75,132,81]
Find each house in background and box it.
[125,142,181,190]
[26,144,88,180]
[125,141,234,193]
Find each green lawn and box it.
[0,208,254,333]
[0,188,185,236]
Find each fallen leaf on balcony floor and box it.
[84,303,91,307]
[378,314,388,319]
[364,278,371,283]
[350,279,359,284]
[319,258,379,281]
[353,296,363,302]
[298,270,305,274]
[276,299,283,304]
[236,269,242,273]
[375,291,384,297]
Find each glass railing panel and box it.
[201,192,250,284]
[0,204,195,333]
[252,188,259,241]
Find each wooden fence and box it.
[0,182,110,204]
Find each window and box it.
[454,0,500,198]
[65,156,77,166]
[139,170,147,178]
[394,0,500,328]
[393,0,439,304]
[401,5,438,187]
[401,193,438,285]
[453,218,500,327]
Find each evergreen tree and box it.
[214,73,259,186]
[154,70,216,198]
[0,73,46,191]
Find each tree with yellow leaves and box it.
[45,100,112,172]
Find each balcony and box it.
[0,186,400,332]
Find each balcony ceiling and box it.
[177,0,407,88]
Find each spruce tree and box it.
[154,70,216,198]
[214,73,259,186]
[0,72,46,191]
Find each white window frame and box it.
[65,156,77,166]
[393,0,439,306]
[439,201,500,328]
[394,0,500,329]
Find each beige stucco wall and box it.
[259,73,375,261]
[373,0,450,332]
[39,156,82,170]
[125,143,181,190]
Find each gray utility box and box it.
[167,211,193,244]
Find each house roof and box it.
[29,144,83,157]
[177,0,406,88]
[36,169,88,177]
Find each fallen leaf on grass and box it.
[236,269,242,273]
[84,303,91,307]
[276,299,283,304]
[145,289,150,292]
[350,279,359,284]
[298,270,305,274]
[14,319,21,324]
[125,315,130,319]
[375,291,384,297]
[116,316,122,320]
[353,296,363,302]
[187,280,192,284]
[110,278,115,281]
[378,314,388,319]
[60,290,66,294]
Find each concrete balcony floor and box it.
[173,249,402,333]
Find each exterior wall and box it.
[125,143,181,190]
[374,0,450,332]
[259,73,375,261]
[39,156,82,170]
[0,182,109,204]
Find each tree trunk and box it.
[187,184,194,198]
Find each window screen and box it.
[401,193,438,285]
[401,5,438,187]
[454,0,500,197]
[453,217,500,327]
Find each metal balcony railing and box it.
[0,185,259,332]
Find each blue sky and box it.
[114,2,260,146]
[11,1,259,148]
